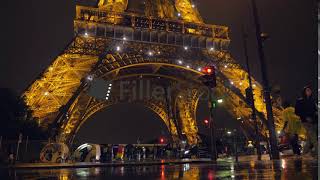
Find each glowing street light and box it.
[217,99,223,103]
[44,91,49,96]
[184,46,188,50]
[177,13,181,17]
[177,60,183,65]
[197,67,202,72]
[148,51,153,56]
[116,46,121,51]
[122,36,127,40]
[186,65,190,68]
[230,81,234,85]
[84,32,88,37]
[227,131,232,135]
[209,47,214,51]
[224,65,228,68]
[191,4,195,8]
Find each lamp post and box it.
[208,89,218,162]
[242,30,262,160]
[249,0,279,159]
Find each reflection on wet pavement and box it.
[1,159,317,180]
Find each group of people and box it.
[281,85,318,156]
[99,143,189,162]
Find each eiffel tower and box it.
[22,0,284,145]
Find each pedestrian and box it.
[281,101,304,155]
[295,86,318,155]
[153,145,158,160]
[7,145,15,165]
[125,144,134,161]
[8,153,14,165]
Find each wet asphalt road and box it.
[1,158,318,180]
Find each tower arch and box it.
[22,1,285,146]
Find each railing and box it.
[75,5,229,41]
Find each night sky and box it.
[0,0,317,144]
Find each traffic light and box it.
[201,66,217,88]
[245,87,254,105]
[203,66,213,74]
[159,137,165,144]
[203,119,210,128]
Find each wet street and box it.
[1,158,318,180]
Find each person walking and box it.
[281,101,304,155]
[295,86,318,155]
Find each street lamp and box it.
[227,131,232,135]
[217,99,223,104]
[242,30,261,160]
[249,0,280,159]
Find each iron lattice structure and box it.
[23,0,284,145]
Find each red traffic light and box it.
[201,66,217,88]
[203,66,215,74]
[160,137,165,143]
[203,119,210,128]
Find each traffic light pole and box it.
[208,88,217,162]
[249,0,280,159]
[242,31,262,161]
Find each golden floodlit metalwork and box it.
[23,0,288,145]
